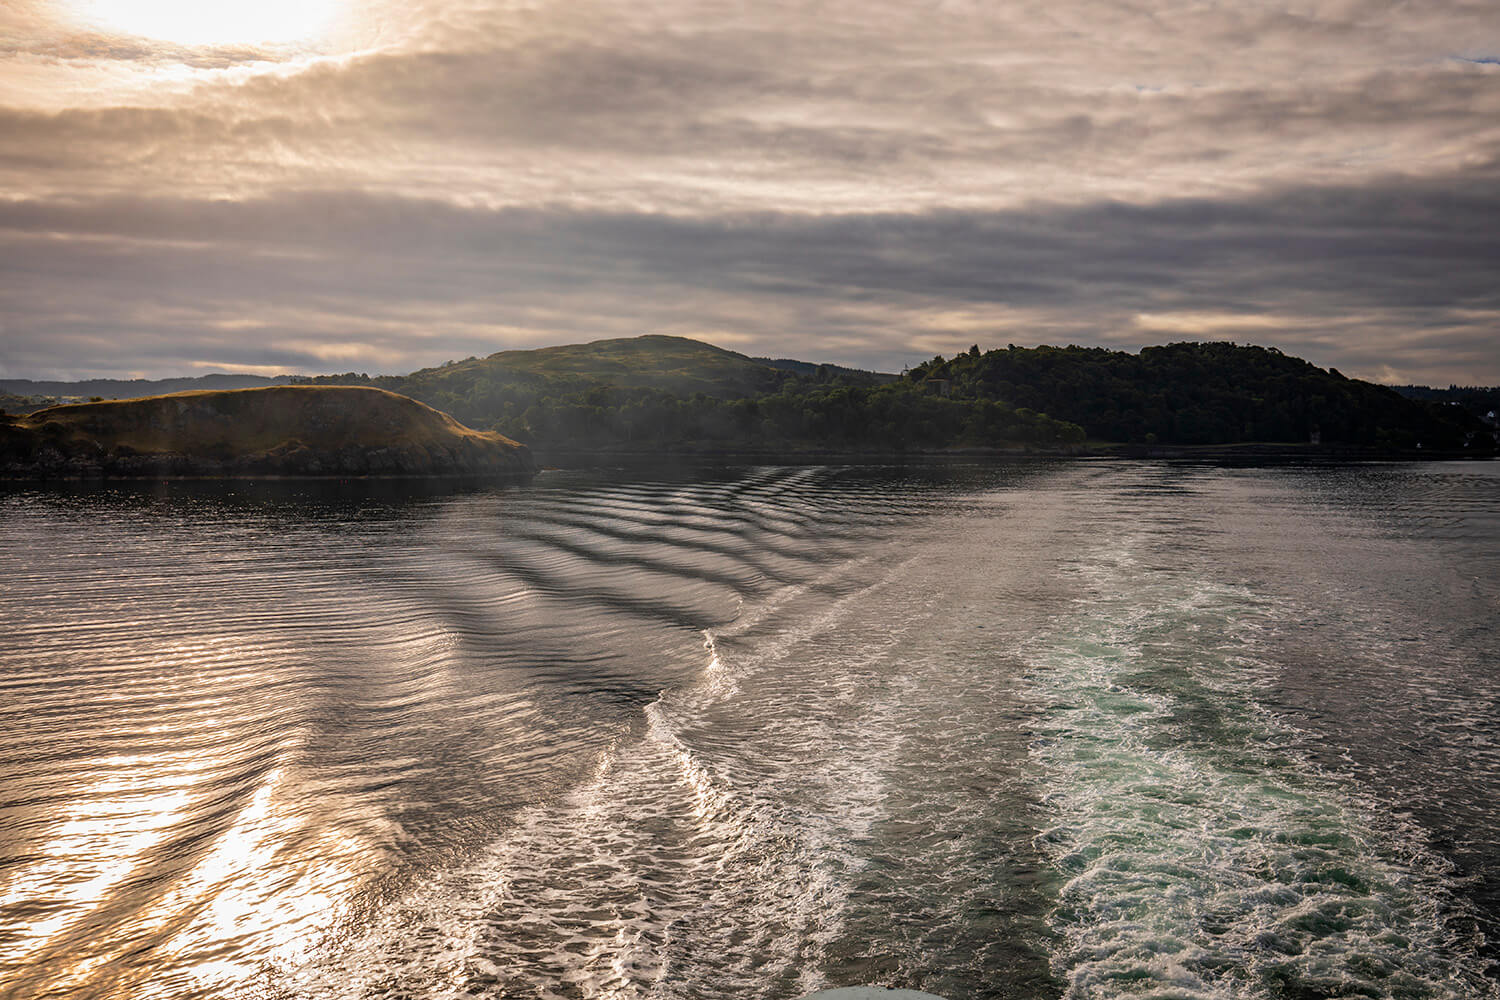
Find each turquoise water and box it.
[0,461,1496,999]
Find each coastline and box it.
[4,434,1489,482]
[532,441,1494,468]
[0,386,537,481]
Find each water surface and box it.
[1,461,1497,999]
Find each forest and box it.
[907,341,1492,452]
[295,353,1087,453]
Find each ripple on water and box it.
[1027,541,1496,1000]
[3,462,1499,1000]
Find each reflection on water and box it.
[0,460,1497,999]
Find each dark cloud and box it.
[2,169,1496,383]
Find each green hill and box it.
[909,342,1493,451]
[296,335,1082,453]
[292,335,811,437]
[479,335,793,396]
[18,336,1479,465]
[353,335,798,412]
[293,336,1492,456]
[0,385,535,479]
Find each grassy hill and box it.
[477,335,793,396]
[292,335,1080,453]
[356,335,799,410]
[0,385,534,479]
[300,334,898,421]
[293,335,1493,456]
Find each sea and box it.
[1,459,1497,1000]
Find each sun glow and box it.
[77,0,343,47]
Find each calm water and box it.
[1,460,1497,1000]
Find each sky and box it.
[1,0,1497,385]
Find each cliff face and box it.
[0,386,535,479]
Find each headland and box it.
[0,385,535,479]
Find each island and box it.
[285,335,1491,459]
[0,385,536,480]
[3,337,1494,464]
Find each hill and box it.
[296,335,1084,453]
[7,336,1484,462]
[908,342,1494,452]
[294,335,1492,456]
[340,335,800,412]
[479,335,795,396]
[0,386,535,479]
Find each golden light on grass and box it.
[74,0,343,46]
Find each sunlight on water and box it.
[0,463,1497,999]
[0,749,196,982]
[148,764,369,993]
[269,543,926,1000]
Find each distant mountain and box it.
[482,335,793,397]
[1390,385,1500,423]
[294,335,805,417]
[0,373,297,401]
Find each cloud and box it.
[2,0,1498,383]
[6,0,1500,210]
[1,169,1496,383]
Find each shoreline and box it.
[3,443,1490,481]
[533,442,1494,467]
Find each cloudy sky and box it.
[1,0,1497,384]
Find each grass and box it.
[19,385,525,456]
[414,335,791,399]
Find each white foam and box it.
[1027,533,1497,1000]
[264,542,928,999]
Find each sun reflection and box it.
[0,752,375,996]
[150,764,373,990]
[74,0,344,46]
[0,751,197,986]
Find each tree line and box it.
[908,342,1492,451]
